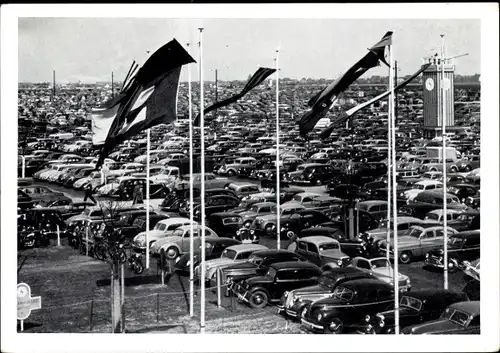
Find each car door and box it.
[182,229,200,252]
[270,269,298,299]
[418,229,437,256]
[306,243,322,266]
[295,240,309,260]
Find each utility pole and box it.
[52,70,56,100]
[111,72,114,98]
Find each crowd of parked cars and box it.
[17,81,480,334]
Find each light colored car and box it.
[462,258,480,281]
[174,173,231,191]
[251,203,306,235]
[403,180,443,200]
[349,257,411,292]
[282,192,322,208]
[149,166,180,184]
[133,217,197,251]
[218,157,257,177]
[423,209,463,224]
[364,216,424,242]
[238,202,277,227]
[379,225,459,264]
[226,183,261,199]
[196,243,268,281]
[150,224,218,259]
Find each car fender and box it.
[248,285,270,297]
[159,242,181,253]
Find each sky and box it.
[18,18,481,83]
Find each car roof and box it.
[358,200,388,206]
[252,202,277,207]
[299,236,339,245]
[341,278,393,291]
[415,180,442,185]
[449,301,480,314]
[226,244,268,252]
[427,209,462,215]
[271,261,319,270]
[158,217,193,224]
[251,249,295,257]
[209,212,242,218]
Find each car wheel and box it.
[286,230,295,239]
[244,220,252,228]
[227,170,235,177]
[249,290,269,309]
[328,318,344,334]
[165,246,179,260]
[265,224,275,235]
[399,251,412,264]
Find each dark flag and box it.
[193,67,276,125]
[298,31,393,137]
[95,39,195,167]
[319,63,431,139]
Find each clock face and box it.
[425,78,435,91]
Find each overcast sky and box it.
[18,18,480,83]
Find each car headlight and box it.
[365,315,371,322]
[186,260,191,266]
[425,253,429,259]
[250,229,255,234]
[280,227,286,232]
[400,192,405,197]
[317,313,323,321]
[236,230,240,235]
[337,259,343,267]
[329,321,339,330]
[406,278,411,285]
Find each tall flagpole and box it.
[389,42,400,335]
[187,42,195,318]
[275,49,280,250]
[145,128,150,269]
[441,34,449,290]
[386,59,392,261]
[198,27,206,334]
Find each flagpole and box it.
[386,58,392,262]
[441,34,449,290]
[198,27,206,334]
[146,128,150,269]
[187,42,195,318]
[275,49,280,250]
[389,42,400,335]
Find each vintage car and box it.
[217,157,257,177]
[40,200,95,220]
[300,278,394,334]
[422,209,464,225]
[232,261,322,308]
[133,217,198,252]
[197,243,268,283]
[226,183,261,199]
[363,216,424,243]
[349,257,411,292]
[174,238,241,273]
[457,155,480,172]
[152,225,220,260]
[327,183,369,201]
[250,203,306,237]
[174,173,231,191]
[356,200,388,222]
[282,192,323,208]
[18,185,68,204]
[357,290,469,334]
[424,230,480,272]
[109,177,169,200]
[446,183,479,202]
[293,236,351,269]
[17,189,34,210]
[237,202,276,227]
[402,180,443,201]
[222,250,305,287]
[279,210,335,239]
[461,258,480,282]
[287,163,338,186]
[401,301,480,334]
[130,214,169,232]
[378,224,459,264]
[277,267,374,320]
[180,195,240,220]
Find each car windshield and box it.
[318,275,336,289]
[370,258,390,269]
[400,296,423,311]
[407,227,423,238]
[332,286,354,301]
[154,223,167,231]
[445,309,471,327]
[248,255,263,266]
[318,243,339,251]
[221,249,237,260]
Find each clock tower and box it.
[422,58,455,137]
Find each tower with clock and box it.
[421,58,455,137]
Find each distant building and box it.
[422,59,455,138]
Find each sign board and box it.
[17,283,42,320]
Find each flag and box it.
[95,39,195,167]
[319,63,430,139]
[193,67,276,125]
[298,31,393,136]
